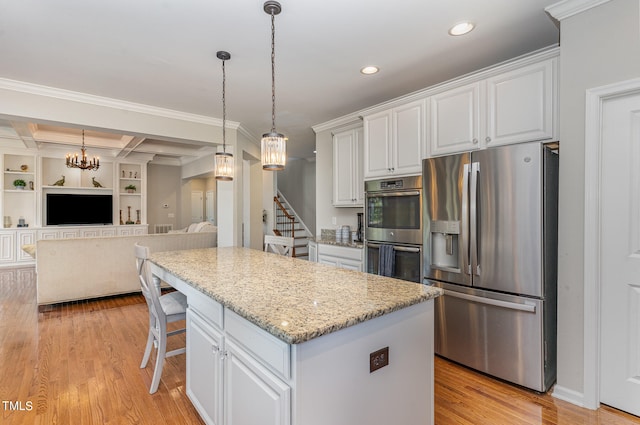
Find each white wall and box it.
[553,0,640,398]
[314,125,363,238]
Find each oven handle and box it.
[365,190,421,198]
[366,243,421,253]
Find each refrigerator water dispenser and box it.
[431,221,460,270]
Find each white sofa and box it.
[36,230,217,306]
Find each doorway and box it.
[191,191,203,223]
[585,77,640,416]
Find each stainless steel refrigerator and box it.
[422,141,558,392]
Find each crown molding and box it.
[0,78,240,130]
[545,0,611,21]
[312,114,362,134]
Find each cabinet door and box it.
[17,230,35,262]
[318,255,339,267]
[353,128,364,204]
[363,112,392,178]
[0,232,16,264]
[308,242,317,262]
[392,100,424,175]
[486,59,554,146]
[430,82,481,156]
[333,130,358,206]
[224,338,290,425]
[339,258,363,272]
[187,309,224,425]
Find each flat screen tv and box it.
[46,193,113,226]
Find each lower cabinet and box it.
[225,338,291,425]
[187,309,224,425]
[317,243,363,272]
[186,305,291,425]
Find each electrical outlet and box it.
[369,347,389,373]
[332,216,337,225]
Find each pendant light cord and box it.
[270,9,277,133]
[222,57,227,153]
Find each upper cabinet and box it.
[430,58,556,156]
[363,99,425,179]
[333,128,363,207]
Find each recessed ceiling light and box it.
[449,21,475,36]
[360,66,379,75]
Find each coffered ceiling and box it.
[0,0,559,163]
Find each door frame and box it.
[583,77,640,409]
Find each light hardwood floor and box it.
[1,266,638,424]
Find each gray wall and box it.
[556,0,640,395]
[277,158,317,236]
[147,164,181,233]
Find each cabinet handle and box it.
[212,344,219,354]
[220,350,228,362]
[485,136,491,143]
[472,138,478,144]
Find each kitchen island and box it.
[148,247,441,425]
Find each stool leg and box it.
[140,328,154,368]
[149,321,167,394]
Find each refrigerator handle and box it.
[470,161,480,276]
[462,163,471,276]
[443,289,537,313]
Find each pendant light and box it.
[215,51,234,181]
[261,0,287,171]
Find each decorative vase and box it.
[136,210,141,225]
[126,206,134,225]
[119,209,124,225]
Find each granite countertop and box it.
[149,247,441,345]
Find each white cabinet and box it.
[429,82,481,156]
[225,338,291,425]
[187,309,224,425]
[430,58,556,156]
[363,100,424,179]
[317,243,363,272]
[16,230,35,263]
[333,128,363,207]
[0,231,16,264]
[308,240,317,262]
[0,230,37,266]
[185,300,291,425]
[485,59,555,147]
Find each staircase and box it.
[273,192,312,259]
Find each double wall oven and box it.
[364,176,422,283]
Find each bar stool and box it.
[134,243,187,394]
[264,234,295,257]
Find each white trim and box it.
[0,77,240,129]
[545,0,611,21]
[312,115,362,134]
[583,77,640,410]
[552,385,587,407]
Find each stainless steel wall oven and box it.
[364,176,422,283]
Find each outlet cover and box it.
[370,347,389,373]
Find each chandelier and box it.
[261,1,287,171]
[215,50,234,181]
[66,130,99,171]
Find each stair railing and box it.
[273,196,296,256]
